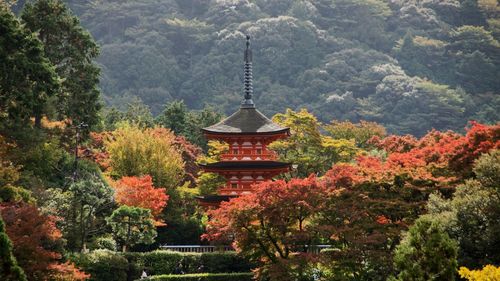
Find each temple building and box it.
[196,36,291,208]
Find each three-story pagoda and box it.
[197,36,291,208]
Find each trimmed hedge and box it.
[71,250,254,281]
[71,250,129,281]
[145,272,253,281]
[135,250,253,275]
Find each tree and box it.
[426,150,500,269]
[105,124,184,188]
[172,135,203,187]
[0,3,59,129]
[0,215,27,281]
[324,120,386,148]
[123,98,154,128]
[459,265,500,281]
[113,175,168,219]
[155,100,189,136]
[269,109,359,177]
[106,205,156,252]
[67,173,114,251]
[390,216,458,281]
[196,172,225,195]
[0,202,88,280]
[156,101,223,150]
[203,176,326,280]
[22,0,101,128]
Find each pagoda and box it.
[196,36,291,208]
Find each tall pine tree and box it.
[0,3,59,129]
[21,0,101,129]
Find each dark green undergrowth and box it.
[143,272,253,281]
[71,250,254,281]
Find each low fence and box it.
[159,245,331,254]
[159,245,234,253]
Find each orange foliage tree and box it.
[113,175,168,223]
[0,202,88,280]
[203,176,325,280]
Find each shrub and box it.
[71,250,128,281]
[136,250,254,275]
[90,236,117,251]
[145,272,253,281]
[72,250,254,281]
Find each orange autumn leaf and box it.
[113,175,168,217]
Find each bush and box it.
[71,250,128,281]
[135,250,254,275]
[72,250,254,281]
[145,272,253,281]
[90,236,117,251]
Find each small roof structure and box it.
[201,107,289,134]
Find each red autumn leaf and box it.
[113,175,169,218]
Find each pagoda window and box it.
[231,183,238,189]
[256,149,262,154]
[233,149,238,155]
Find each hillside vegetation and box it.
[17,0,497,136]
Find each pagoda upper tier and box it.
[202,107,290,161]
[196,35,291,207]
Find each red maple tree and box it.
[0,202,89,280]
[203,176,325,279]
[113,175,169,222]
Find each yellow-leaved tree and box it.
[459,265,500,281]
[106,124,184,188]
[269,109,359,177]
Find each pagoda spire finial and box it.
[241,35,255,108]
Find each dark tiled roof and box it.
[200,161,291,170]
[194,195,236,203]
[202,108,289,134]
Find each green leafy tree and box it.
[0,215,27,281]
[270,109,359,177]
[156,100,188,135]
[68,173,114,251]
[196,172,225,195]
[106,205,156,252]
[156,100,222,150]
[390,216,458,281]
[21,0,101,128]
[41,170,114,252]
[0,3,59,129]
[123,98,154,128]
[426,150,500,268]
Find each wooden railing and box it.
[159,245,331,254]
[159,245,234,253]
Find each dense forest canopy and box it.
[10,0,499,136]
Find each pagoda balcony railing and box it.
[218,188,254,195]
[221,153,277,161]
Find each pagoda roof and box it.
[200,160,291,170]
[202,108,289,135]
[194,194,236,203]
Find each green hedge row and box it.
[131,250,253,276]
[144,272,253,281]
[71,250,254,281]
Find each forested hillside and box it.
[12,0,499,136]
